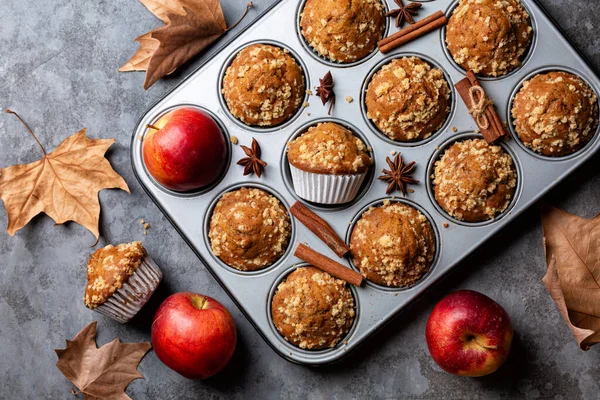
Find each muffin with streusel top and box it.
[512,71,599,156]
[300,0,386,63]
[446,0,532,77]
[84,241,162,323]
[287,122,373,204]
[365,57,451,142]
[222,44,305,127]
[432,138,517,222]
[350,201,436,287]
[271,266,355,350]
[209,188,291,271]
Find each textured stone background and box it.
[1,0,599,399]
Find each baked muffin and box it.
[222,44,305,127]
[271,266,355,350]
[432,138,517,222]
[287,122,373,204]
[84,242,162,323]
[300,0,385,63]
[365,57,451,142]
[512,71,599,156]
[209,188,291,271]
[446,0,532,77]
[350,200,435,287]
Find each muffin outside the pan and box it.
[512,71,599,156]
[445,0,532,77]
[84,241,162,323]
[432,138,517,222]
[350,200,436,288]
[221,44,305,127]
[299,0,386,63]
[271,266,355,350]
[365,56,451,142]
[209,187,291,271]
[287,122,373,204]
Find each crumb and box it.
[230,135,239,145]
[306,89,312,95]
[435,146,439,150]
[475,129,480,134]
[144,223,150,230]
[408,188,414,193]
[307,112,311,116]
[394,293,398,297]
[443,223,449,228]
[143,231,147,235]
[345,96,353,103]
[390,150,397,155]
[137,135,143,141]
[302,101,309,108]
[140,219,145,224]
[452,126,457,132]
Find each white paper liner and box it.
[94,254,163,323]
[290,165,367,204]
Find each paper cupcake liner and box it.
[94,255,163,323]
[290,165,367,204]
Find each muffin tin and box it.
[131,0,600,365]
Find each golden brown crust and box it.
[512,71,599,156]
[209,188,291,271]
[350,201,435,287]
[222,44,305,127]
[432,139,517,222]
[365,57,450,142]
[271,266,355,350]
[286,122,372,175]
[300,0,385,63]
[84,242,146,309]
[446,0,532,77]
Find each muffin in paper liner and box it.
[290,165,367,204]
[287,122,372,204]
[84,242,162,323]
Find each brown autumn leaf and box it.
[120,0,253,89]
[0,110,129,239]
[55,322,152,399]
[541,205,600,350]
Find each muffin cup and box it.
[290,165,367,204]
[93,254,163,323]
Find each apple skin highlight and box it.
[425,290,513,377]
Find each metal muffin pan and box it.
[131,0,600,365]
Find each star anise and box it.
[237,138,267,177]
[378,153,420,196]
[316,71,335,115]
[386,0,422,28]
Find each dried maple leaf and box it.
[120,0,253,89]
[55,322,151,399]
[0,110,129,239]
[541,205,600,350]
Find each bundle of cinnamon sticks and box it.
[378,10,447,54]
[455,71,507,143]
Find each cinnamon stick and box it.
[378,11,447,54]
[290,201,350,257]
[294,243,363,286]
[466,71,507,141]
[455,74,505,143]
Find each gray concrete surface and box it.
[1,0,600,399]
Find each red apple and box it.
[425,290,513,377]
[151,292,237,380]
[143,107,227,192]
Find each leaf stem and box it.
[5,109,47,156]
[145,124,160,131]
[226,2,253,32]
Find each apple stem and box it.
[472,337,498,351]
[145,124,160,131]
[5,109,47,156]
[226,2,253,32]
